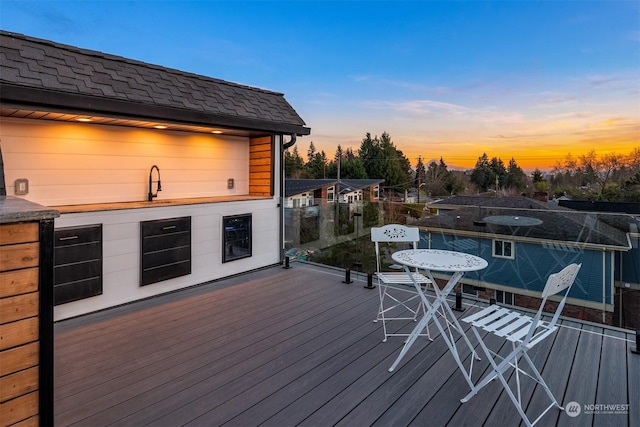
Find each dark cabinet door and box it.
[54,224,103,305]
[140,216,191,286]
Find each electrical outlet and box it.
[14,178,29,195]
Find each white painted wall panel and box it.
[53,199,280,320]
[1,118,250,206]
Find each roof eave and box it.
[0,83,311,136]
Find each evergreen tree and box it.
[327,146,367,179]
[303,141,327,178]
[504,158,527,191]
[359,132,385,180]
[379,132,412,190]
[415,156,426,197]
[341,147,367,179]
[490,157,507,189]
[470,153,495,192]
[532,168,544,183]
[284,145,305,178]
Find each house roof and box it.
[284,179,385,198]
[420,195,635,249]
[0,31,310,136]
[284,179,338,197]
[429,195,560,211]
[337,179,384,195]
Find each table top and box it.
[392,249,488,272]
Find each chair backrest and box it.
[371,224,420,244]
[524,263,581,346]
[371,224,421,273]
[542,263,581,298]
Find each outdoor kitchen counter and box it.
[0,195,60,223]
[53,195,271,214]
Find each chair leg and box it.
[461,329,559,427]
[388,313,431,372]
[461,338,534,426]
[522,351,563,410]
[375,284,433,343]
[514,342,522,407]
[460,327,522,402]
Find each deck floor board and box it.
[53,263,638,427]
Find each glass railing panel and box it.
[283,197,639,330]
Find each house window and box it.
[373,185,380,199]
[462,284,477,297]
[493,239,514,259]
[223,214,252,263]
[496,290,514,305]
[327,186,335,202]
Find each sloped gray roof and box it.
[0,31,310,135]
[418,202,634,249]
[284,178,385,198]
[285,179,337,197]
[338,179,384,194]
[429,195,559,211]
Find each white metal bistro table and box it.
[388,249,488,388]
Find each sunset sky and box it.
[2,0,638,171]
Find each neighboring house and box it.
[0,31,310,320]
[283,178,384,247]
[284,179,337,208]
[284,178,384,207]
[419,195,640,328]
[335,179,384,204]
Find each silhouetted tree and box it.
[359,132,412,190]
[327,145,367,179]
[284,145,305,178]
[504,158,527,191]
[470,153,495,192]
[304,141,328,178]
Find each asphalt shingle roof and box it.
[284,179,338,197]
[284,179,385,197]
[0,31,310,135]
[420,195,634,248]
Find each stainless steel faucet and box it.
[148,165,162,201]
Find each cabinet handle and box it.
[59,236,79,241]
[163,226,176,230]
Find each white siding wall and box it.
[1,118,250,206]
[53,199,280,321]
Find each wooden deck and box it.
[54,263,639,427]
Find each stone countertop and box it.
[0,196,60,224]
[52,195,271,214]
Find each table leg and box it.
[388,266,440,372]
[430,271,479,388]
[388,269,479,390]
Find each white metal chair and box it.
[371,224,433,342]
[460,263,582,427]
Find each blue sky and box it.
[1,0,639,170]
